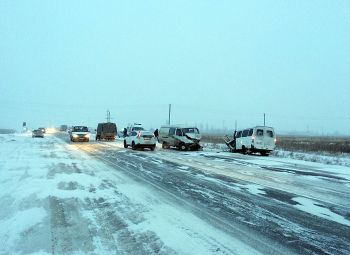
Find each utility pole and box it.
[106,109,111,123]
[263,113,266,126]
[168,104,171,125]
[235,120,237,131]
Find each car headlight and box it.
[72,134,78,138]
[84,134,90,138]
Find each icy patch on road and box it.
[244,184,266,196]
[293,197,350,227]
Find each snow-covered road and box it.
[1,133,349,255]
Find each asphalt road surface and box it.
[60,134,350,255]
[1,133,349,255]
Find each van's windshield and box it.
[182,128,199,134]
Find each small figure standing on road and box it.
[154,128,159,141]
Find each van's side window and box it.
[257,129,264,136]
[242,129,249,137]
[248,129,253,136]
[176,129,182,136]
[267,130,274,137]
[236,131,242,138]
[169,128,175,135]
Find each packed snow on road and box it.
[0,133,349,255]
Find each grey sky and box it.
[1,0,349,134]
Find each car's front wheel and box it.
[124,140,128,148]
[150,145,156,151]
[131,141,136,150]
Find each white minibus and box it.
[232,126,276,155]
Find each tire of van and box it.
[150,145,156,151]
[162,142,168,149]
[179,143,187,151]
[131,141,136,150]
[241,146,247,154]
[124,140,128,148]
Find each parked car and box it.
[32,129,44,138]
[70,126,90,142]
[96,122,117,141]
[124,130,156,151]
[158,125,202,150]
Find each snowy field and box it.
[202,142,350,167]
[1,133,350,255]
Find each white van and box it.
[230,126,276,155]
[159,125,201,150]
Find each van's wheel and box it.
[241,146,247,154]
[261,151,269,156]
[150,145,156,151]
[162,142,168,149]
[123,140,128,148]
[131,141,136,150]
[179,143,187,151]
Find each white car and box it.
[70,126,90,142]
[124,130,156,151]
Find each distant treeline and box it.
[0,129,16,134]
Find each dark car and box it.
[96,122,117,141]
[32,129,44,138]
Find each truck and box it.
[96,122,117,141]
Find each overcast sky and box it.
[1,0,349,135]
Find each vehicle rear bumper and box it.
[135,143,156,148]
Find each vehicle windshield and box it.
[182,128,199,134]
[133,127,144,131]
[73,126,88,132]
